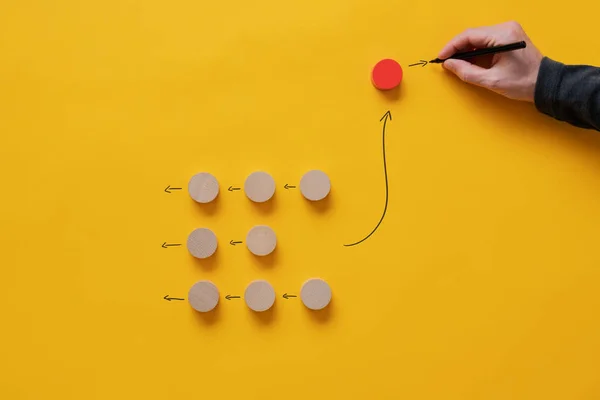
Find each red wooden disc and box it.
[372,59,403,90]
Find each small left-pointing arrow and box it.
[164,295,185,301]
[162,242,181,248]
[164,185,182,193]
[283,293,297,299]
[228,186,241,192]
[225,295,241,300]
[229,240,243,246]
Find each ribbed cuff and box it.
[534,57,565,118]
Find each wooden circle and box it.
[187,228,217,259]
[244,171,275,203]
[188,280,219,312]
[300,170,331,201]
[244,280,275,312]
[371,59,403,90]
[246,225,277,256]
[300,278,332,310]
[188,172,219,203]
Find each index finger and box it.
[438,27,497,59]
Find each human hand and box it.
[438,21,543,102]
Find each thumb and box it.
[443,59,488,86]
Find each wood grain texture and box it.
[300,278,332,310]
[186,228,218,259]
[246,225,277,256]
[188,280,220,312]
[244,171,275,203]
[300,170,330,201]
[188,172,219,203]
[244,280,275,312]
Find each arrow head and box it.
[161,242,167,248]
[230,240,235,246]
[226,295,232,300]
[164,185,171,193]
[164,295,171,301]
[228,186,234,192]
[283,293,289,299]
[380,110,392,122]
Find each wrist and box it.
[524,56,543,102]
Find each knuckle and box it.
[484,77,501,90]
[507,21,523,35]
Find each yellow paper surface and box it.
[1,1,600,399]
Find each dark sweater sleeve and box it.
[534,56,600,131]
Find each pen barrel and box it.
[451,41,527,60]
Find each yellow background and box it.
[1,0,600,399]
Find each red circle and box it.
[372,59,403,90]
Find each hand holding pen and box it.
[436,21,543,102]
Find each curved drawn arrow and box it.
[344,111,392,247]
